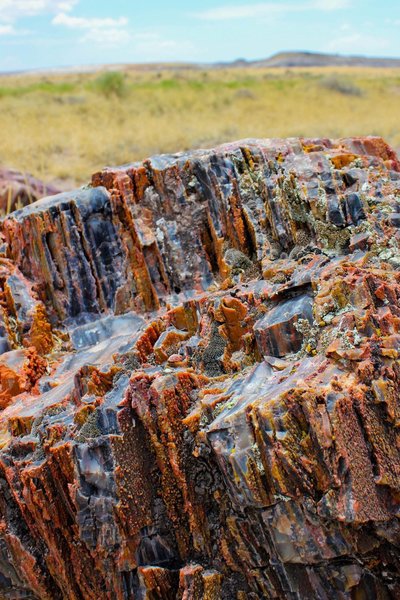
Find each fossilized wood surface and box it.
[0,137,399,599]
[0,167,60,214]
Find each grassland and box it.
[1,66,400,188]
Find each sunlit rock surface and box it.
[0,136,400,599]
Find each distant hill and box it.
[2,51,400,77]
[248,51,400,68]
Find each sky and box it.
[0,0,400,72]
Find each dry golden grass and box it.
[1,66,400,187]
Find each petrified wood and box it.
[0,167,60,215]
[0,136,399,599]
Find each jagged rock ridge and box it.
[0,136,399,599]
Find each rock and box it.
[254,294,313,357]
[0,167,60,214]
[0,136,399,598]
[153,327,190,363]
[349,231,370,252]
[0,350,27,409]
[389,212,400,227]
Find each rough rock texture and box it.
[0,136,399,599]
[0,167,60,215]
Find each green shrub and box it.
[0,81,75,98]
[320,76,363,97]
[93,71,127,98]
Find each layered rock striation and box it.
[0,137,399,599]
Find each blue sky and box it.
[0,0,399,72]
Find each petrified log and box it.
[0,167,60,214]
[0,136,399,599]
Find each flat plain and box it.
[1,65,400,188]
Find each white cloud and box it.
[327,32,388,53]
[327,32,362,51]
[131,33,194,60]
[0,24,16,35]
[52,13,128,30]
[0,0,77,40]
[313,0,349,9]
[133,32,181,53]
[193,3,286,20]
[0,22,31,36]
[0,0,77,21]
[81,27,131,45]
[52,10,130,46]
[193,0,350,20]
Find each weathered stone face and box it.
[0,136,399,599]
[254,294,314,357]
